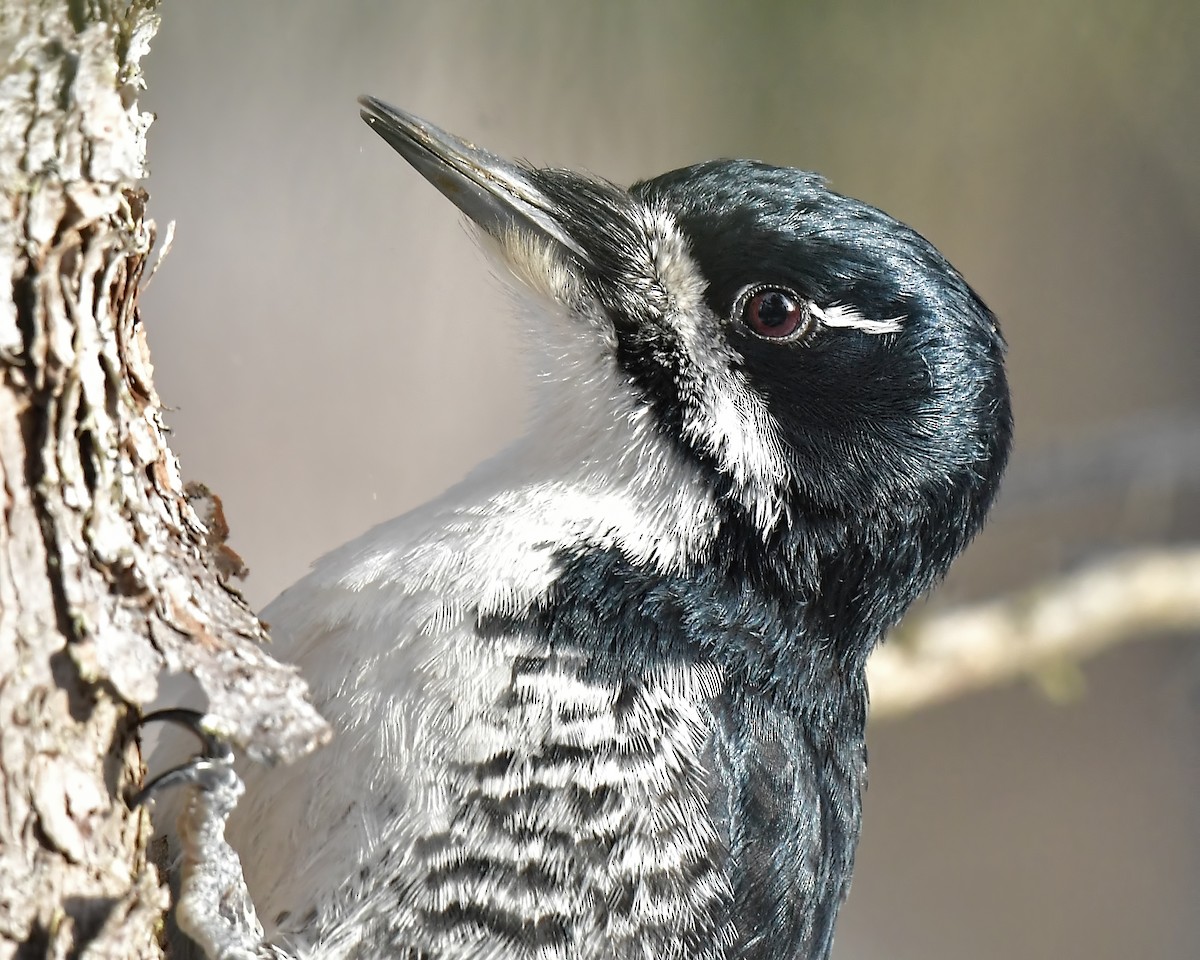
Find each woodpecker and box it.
[157,96,1011,960]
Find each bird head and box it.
[358,97,1012,655]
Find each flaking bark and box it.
[0,3,328,957]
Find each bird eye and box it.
[738,287,811,341]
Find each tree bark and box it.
[0,3,327,958]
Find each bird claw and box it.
[132,708,237,807]
[133,709,279,960]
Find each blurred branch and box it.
[869,546,1200,718]
[993,414,1200,518]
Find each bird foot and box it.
[136,710,278,960]
[133,708,236,805]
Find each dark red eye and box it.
[741,288,809,340]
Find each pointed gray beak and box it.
[357,96,588,262]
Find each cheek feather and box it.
[677,365,790,534]
[638,210,793,536]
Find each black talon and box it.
[131,708,236,807]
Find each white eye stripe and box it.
[811,303,905,335]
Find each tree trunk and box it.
[0,3,327,957]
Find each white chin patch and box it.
[480,227,583,312]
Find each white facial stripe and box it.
[638,207,708,316]
[640,209,790,534]
[678,369,788,533]
[813,302,905,335]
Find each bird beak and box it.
[358,96,589,263]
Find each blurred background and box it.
[140,2,1199,957]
